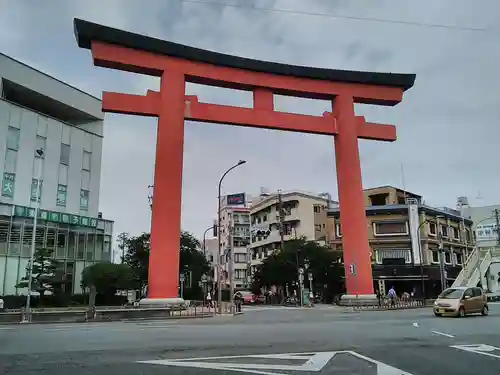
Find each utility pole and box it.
[494,208,500,245]
[436,216,446,291]
[277,191,285,252]
[228,213,235,311]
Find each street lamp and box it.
[217,160,247,313]
[23,148,44,322]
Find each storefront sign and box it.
[11,205,98,228]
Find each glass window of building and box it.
[82,151,91,171]
[33,155,44,178]
[60,144,70,165]
[81,170,90,190]
[6,126,20,150]
[58,164,68,185]
[30,179,43,202]
[0,221,8,255]
[67,231,76,259]
[56,184,67,207]
[80,189,89,210]
[77,232,86,260]
[35,136,46,157]
[4,149,17,173]
[8,223,22,256]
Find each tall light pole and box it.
[24,148,44,322]
[217,160,247,313]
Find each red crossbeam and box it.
[92,42,404,105]
[102,92,395,141]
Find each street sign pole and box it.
[180,273,185,299]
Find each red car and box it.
[236,291,263,305]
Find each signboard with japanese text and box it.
[11,205,99,228]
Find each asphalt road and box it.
[1,304,500,374]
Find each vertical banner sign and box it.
[227,193,245,206]
[408,202,421,264]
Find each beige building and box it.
[326,186,474,298]
[249,191,337,274]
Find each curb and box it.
[0,313,215,326]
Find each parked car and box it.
[235,291,259,305]
[434,286,488,317]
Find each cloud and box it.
[0,0,499,243]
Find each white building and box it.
[249,190,337,274]
[218,193,251,290]
[0,53,113,296]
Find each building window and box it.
[431,250,439,263]
[455,251,463,265]
[444,251,452,265]
[30,179,43,202]
[35,136,46,157]
[4,149,18,173]
[57,184,68,207]
[452,227,459,240]
[375,249,411,264]
[373,221,408,236]
[81,170,90,190]
[82,150,91,171]
[428,222,437,236]
[2,172,15,197]
[440,225,448,238]
[465,229,471,243]
[314,205,321,213]
[335,223,342,237]
[6,126,20,150]
[33,154,44,178]
[80,189,89,210]
[60,143,70,165]
[234,253,247,263]
[235,269,246,280]
[315,224,321,232]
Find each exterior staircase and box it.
[452,246,500,289]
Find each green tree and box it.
[81,262,137,296]
[122,231,211,299]
[116,232,129,263]
[251,237,344,301]
[16,248,67,297]
[122,232,150,291]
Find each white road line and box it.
[431,330,455,338]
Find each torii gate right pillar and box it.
[334,95,374,303]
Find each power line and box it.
[179,0,488,32]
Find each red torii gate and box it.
[74,19,415,304]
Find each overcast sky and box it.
[0,0,499,245]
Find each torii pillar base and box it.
[139,297,185,308]
[338,294,379,307]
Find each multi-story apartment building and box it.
[218,194,251,289]
[0,53,114,296]
[249,190,337,274]
[327,186,473,298]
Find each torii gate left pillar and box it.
[74,18,415,306]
